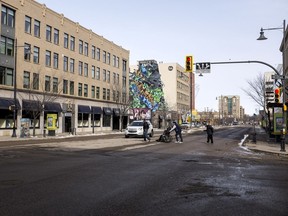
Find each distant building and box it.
[218,95,241,122]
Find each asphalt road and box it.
[0,126,288,216]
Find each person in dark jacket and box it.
[205,122,214,143]
[143,119,151,142]
[170,121,183,143]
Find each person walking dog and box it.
[205,121,214,143]
[170,121,183,143]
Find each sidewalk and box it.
[242,126,288,156]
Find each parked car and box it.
[180,122,189,129]
[125,120,154,138]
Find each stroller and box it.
[156,126,173,143]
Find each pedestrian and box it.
[205,121,214,143]
[143,119,151,142]
[170,121,183,143]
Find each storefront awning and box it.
[0,97,21,110]
[22,100,41,111]
[113,108,120,116]
[103,107,112,115]
[44,102,62,112]
[91,106,102,114]
[78,105,91,113]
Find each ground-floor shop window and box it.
[0,109,14,129]
[22,110,40,128]
[91,114,101,127]
[103,115,111,127]
[78,113,89,127]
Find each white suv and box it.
[125,120,154,138]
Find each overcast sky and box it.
[39,0,288,115]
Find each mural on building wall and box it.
[130,60,165,112]
[129,108,151,120]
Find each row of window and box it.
[24,15,123,68]
[22,70,127,102]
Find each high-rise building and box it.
[218,95,241,123]
[0,0,129,136]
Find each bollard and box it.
[280,129,286,152]
[43,129,46,137]
[252,132,257,143]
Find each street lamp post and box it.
[12,39,31,137]
[257,20,287,152]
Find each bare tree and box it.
[157,101,173,128]
[242,72,266,113]
[19,71,64,137]
[111,84,132,131]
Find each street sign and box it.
[271,74,288,80]
[195,62,211,73]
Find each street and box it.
[0,126,288,216]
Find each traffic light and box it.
[275,88,280,103]
[185,55,193,72]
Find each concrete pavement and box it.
[0,126,287,156]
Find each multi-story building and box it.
[158,62,195,122]
[0,0,129,136]
[130,61,195,124]
[218,95,241,123]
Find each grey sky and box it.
[39,0,288,115]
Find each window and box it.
[91,86,95,98]
[113,55,116,67]
[64,33,69,48]
[70,81,74,95]
[70,36,75,51]
[113,72,116,84]
[107,89,110,101]
[34,19,40,37]
[70,58,75,73]
[96,67,100,80]
[78,61,83,75]
[46,25,52,42]
[116,57,119,68]
[1,6,15,27]
[117,74,119,84]
[96,87,100,99]
[0,67,13,86]
[45,50,51,67]
[63,56,68,72]
[103,69,106,82]
[84,42,88,56]
[107,71,110,83]
[25,16,31,34]
[33,46,39,64]
[91,65,95,79]
[122,76,127,87]
[32,73,39,90]
[84,63,88,77]
[45,75,51,92]
[24,43,31,61]
[0,36,14,56]
[53,53,59,69]
[122,59,127,75]
[107,52,110,65]
[84,84,88,97]
[54,28,59,45]
[103,88,106,100]
[63,79,68,94]
[92,46,96,59]
[53,77,58,93]
[78,83,83,96]
[103,51,106,63]
[103,115,111,127]
[23,71,30,89]
[79,40,83,54]
[96,48,100,60]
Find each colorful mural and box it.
[130,60,165,112]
